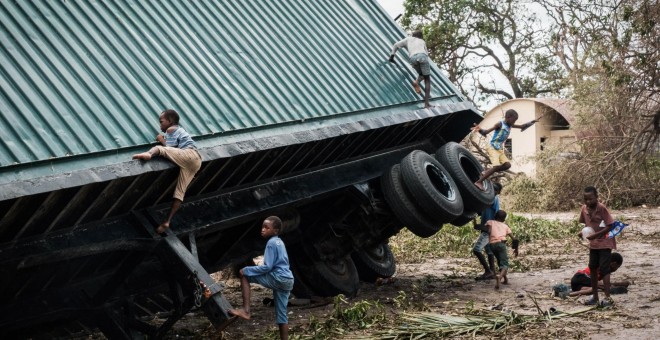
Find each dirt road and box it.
[171,207,660,339]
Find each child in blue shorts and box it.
[229,216,295,339]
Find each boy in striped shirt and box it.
[471,109,536,191]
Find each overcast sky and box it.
[375,0,511,111]
[377,0,404,19]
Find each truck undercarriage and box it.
[0,107,489,338]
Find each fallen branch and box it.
[369,306,596,339]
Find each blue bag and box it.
[606,220,628,239]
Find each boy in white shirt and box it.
[389,30,432,108]
[486,210,519,289]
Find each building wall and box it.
[473,99,581,178]
[548,130,578,148]
[472,100,538,176]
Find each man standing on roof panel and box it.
[389,30,432,108]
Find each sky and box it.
[377,0,405,19]
[375,0,521,111]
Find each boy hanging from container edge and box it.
[485,210,519,290]
[132,109,202,234]
[470,109,537,191]
[229,216,295,340]
[389,30,432,108]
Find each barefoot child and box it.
[472,183,502,280]
[132,109,202,234]
[577,186,617,306]
[229,216,294,340]
[570,252,629,296]
[486,210,519,289]
[471,109,536,191]
[389,30,432,108]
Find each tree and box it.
[402,0,565,105]
[535,0,660,208]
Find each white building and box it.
[471,98,577,177]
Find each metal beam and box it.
[157,233,233,329]
[149,140,434,237]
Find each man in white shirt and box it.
[389,30,432,108]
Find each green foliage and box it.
[389,215,580,263]
[506,214,581,244]
[289,295,388,339]
[388,226,474,263]
[332,295,386,328]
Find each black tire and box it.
[352,242,396,282]
[290,250,360,298]
[381,164,442,238]
[436,142,495,212]
[289,250,315,299]
[450,211,478,227]
[400,150,464,222]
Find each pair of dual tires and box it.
[290,241,396,298]
[290,142,494,298]
[382,142,495,237]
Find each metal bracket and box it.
[157,234,234,330]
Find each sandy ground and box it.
[169,207,660,339]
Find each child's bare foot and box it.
[495,275,501,289]
[412,81,422,94]
[502,276,509,285]
[132,152,152,160]
[228,308,251,320]
[474,181,485,191]
[156,222,170,234]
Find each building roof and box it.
[0,0,475,198]
[488,98,576,124]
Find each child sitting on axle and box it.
[229,216,295,340]
[132,109,202,234]
[486,210,519,289]
[471,109,536,191]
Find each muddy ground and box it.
[169,207,660,339]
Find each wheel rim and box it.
[325,259,349,277]
[458,154,489,190]
[424,161,457,201]
[365,243,386,261]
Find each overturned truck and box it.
[0,0,493,338]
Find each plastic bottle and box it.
[607,221,627,238]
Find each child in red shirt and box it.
[570,252,629,296]
[577,186,616,306]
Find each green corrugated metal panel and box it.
[0,0,466,170]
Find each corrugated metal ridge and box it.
[0,101,478,201]
[0,0,465,168]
